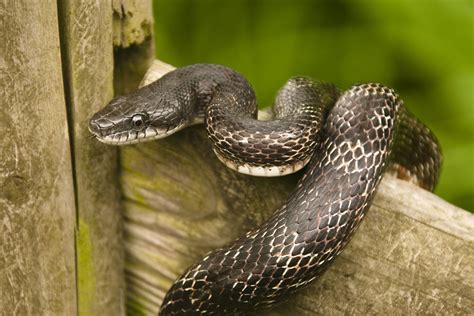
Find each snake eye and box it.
[131,114,147,129]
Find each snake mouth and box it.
[89,125,185,145]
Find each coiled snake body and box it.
[89,64,441,315]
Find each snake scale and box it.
[89,64,442,315]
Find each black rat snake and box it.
[89,64,442,315]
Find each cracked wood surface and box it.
[0,2,77,315]
[121,61,474,315]
[59,0,128,314]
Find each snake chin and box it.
[92,125,186,145]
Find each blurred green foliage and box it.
[153,0,473,211]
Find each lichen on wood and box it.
[113,0,155,95]
[113,0,153,48]
[121,61,474,315]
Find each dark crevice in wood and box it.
[55,1,80,315]
[56,0,79,225]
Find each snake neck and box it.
[140,63,340,177]
[204,75,340,177]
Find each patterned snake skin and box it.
[88,64,442,315]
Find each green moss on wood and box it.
[126,300,147,316]
[76,219,96,316]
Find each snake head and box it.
[89,92,190,145]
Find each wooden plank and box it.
[0,2,77,315]
[58,1,124,314]
[121,61,474,315]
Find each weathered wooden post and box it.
[58,0,125,314]
[1,1,153,315]
[0,2,77,314]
